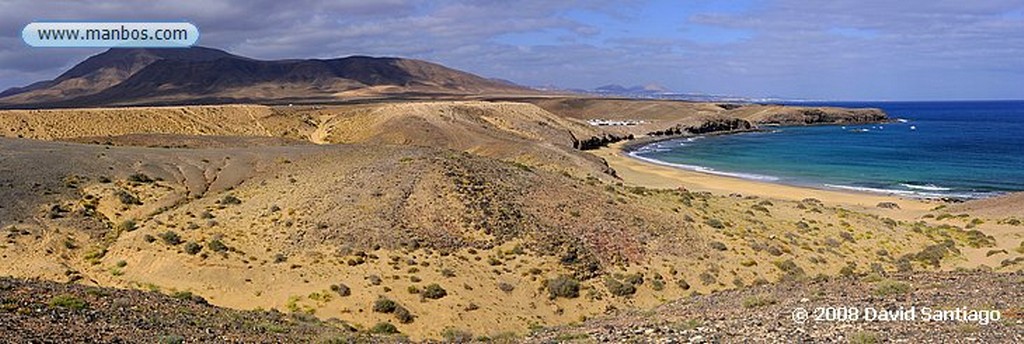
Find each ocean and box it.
[629,100,1024,199]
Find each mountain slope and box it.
[0,47,534,108]
[0,47,237,104]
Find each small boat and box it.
[849,128,870,133]
[910,125,917,131]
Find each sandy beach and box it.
[594,140,936,218]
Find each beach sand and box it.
[594,141,936,219]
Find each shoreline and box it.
[616,128,764,153]
[594,139,938,217]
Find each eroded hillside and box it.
[0,136,1005,339]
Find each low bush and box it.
[48,294,87,310]
[183,241,202,255]
[373,297,397,313]
[128,173,154,183]
[158,231,181,245]
[220,195,242,205]
[422,283,448,299]
[116,219,137,232]
[330,283,351,297]
[705,218,726,229]
[873,280,912,296]
[546,275,580,299]
[676,279,691,290]
[741,295,777,308]
[394,305,414,324]
[207,239,228,253]
[604,277,636,297]
[369,322,398,334]
[441,328,474,342]
[114,190,141,205]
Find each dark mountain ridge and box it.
[0,46,533,108]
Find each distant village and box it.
[586,118,646,126]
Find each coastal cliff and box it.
[734,106,888,126]
[646,118,754,137]
[535,97,888,150]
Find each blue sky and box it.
[1,0,1023,100]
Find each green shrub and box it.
[622,273,644,285]
[709,241,727,251]
[369,322,398,334]
[116,219,137,232]
[963,230,996,248]
[49,294,87,310]
[373,297,397,313]
[422,283,448,299]
[114,190,141,205]
[220,195,242,205]
[705,218,726,229]
[497,282,515,293]
[170,291,206,304]
[741,295,777,308]
[441,328,474,342]
[128,173,154,183]
[650,279,665,291]
[158,231,181,245]
[183,241,202,255]
[330,283,351,297]
[207,239,228,253]
[394,305,414,324]
[604,277,636,297]
[873,280,912,296]
[546,275,580,299]
[676,279,690,290]
[908,242,955,268]
[773,259,805,280]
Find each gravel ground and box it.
[0,277,390,343]
[527,271,1024,343]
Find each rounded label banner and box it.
[23,21,199,48]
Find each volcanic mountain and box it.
[0,47,534,108]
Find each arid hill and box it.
[0,96,1019,340]
[0,47,535,108]
[0,134,1010,339]
[0,102,612,176]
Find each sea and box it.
[629,100,1024,199]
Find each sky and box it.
[1,0,1023,100]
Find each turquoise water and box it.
[631,101,1024,199]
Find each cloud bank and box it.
[1,0,1022,100]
